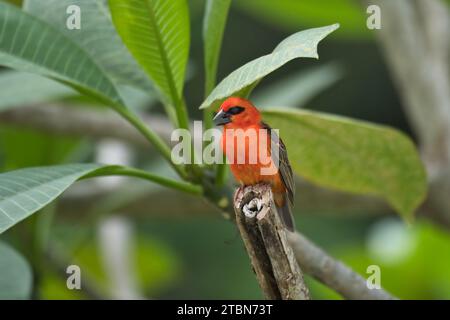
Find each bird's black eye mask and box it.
[227,106,245,115]
[213,106,245,125]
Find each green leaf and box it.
[0,2,123,107]
[0,164,102,234]
[109,0,190,126]
[262,109,427,219]
[0,70,75,112]
[0,241,33,299]
[253,62,343,108]
[203,0,231,95]
[0,164,202,233]
[23,0,153,93]
[200,24,339,110]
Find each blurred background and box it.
[1,0,450,299]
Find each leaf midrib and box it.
[144,0,180,107]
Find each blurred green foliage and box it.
[339,220,450,299]
[235,0,369,39]
[41,235,180,299]
[0,127,81,170]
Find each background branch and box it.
[57,178,390,219]
[0,104,174,147]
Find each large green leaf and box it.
[262,109,427,219]
[200,24,339,110]
[203,0,231,94]
[0,241,32,299]
[0,71,75,112]
[0,2,123,107]
[0,164,102,233]
[109,0,190,108]
[23,0,153,93]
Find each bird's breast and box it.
[221,126,279,185]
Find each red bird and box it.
[213,97,295,231]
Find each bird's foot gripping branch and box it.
[234,184,310,300]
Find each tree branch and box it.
[234,184,310,300]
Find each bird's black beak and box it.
[213,110,231,126]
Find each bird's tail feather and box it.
[276,198,295,232]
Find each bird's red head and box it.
[213,97,261,128]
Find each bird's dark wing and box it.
[261,122,295,207]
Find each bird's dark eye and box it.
[227,106,245,115]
